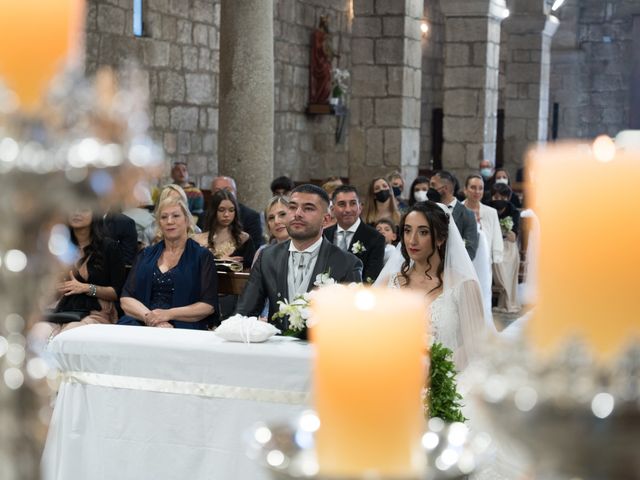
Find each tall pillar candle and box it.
[0,0,85,110]
[310,286,428,477]
[526,139,640,361]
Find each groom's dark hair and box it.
[291,184,330,207]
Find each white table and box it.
[42,324,312,480]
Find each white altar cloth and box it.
[42,324,312,480]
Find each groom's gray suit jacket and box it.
[236,238,362,332]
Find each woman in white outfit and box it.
[375,201,488,369]
[462,175,503,330]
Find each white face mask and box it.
[414,190,428,202]
[495,178,509,184]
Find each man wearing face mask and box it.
[387,172,408,213]
[479,159,495,203]
[430,171,479,260]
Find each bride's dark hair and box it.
[399,201,449,293]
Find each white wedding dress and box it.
[387,274,484,369]
[377,205,489,370]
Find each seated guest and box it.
[147,184,203,244]
[123,183,156,248]
[211,176,263,248]
[374,218,398,265]
[103,206,138,267]
[387,171,408,213]
[490,167,522,208]
[407,175,431,207]
[270,176,295,196]
[49,207,126,333]
[194,190,256,269]
[321,176,344,228]
[430,171,479,260]
[321,176,343,197]
[324,185,385,283]
[363,177,401,227]
[237,184,363,336]
[118,197,218,329]
[491,183,521,314]
[170,161,205,222]
[254,195,291,262]
[252,195,291,318]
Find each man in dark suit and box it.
[430,171,479,260]
[103,209,138,266]
[236,184,362,335]
[211,176,263,248]
[324,185,385,283]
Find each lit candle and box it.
[526,138,640,361]
[310,286,427,477]
[0,0,85,110]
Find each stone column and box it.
[503,3,559,171]
[440,0,507,180]
[218,0,274,210]
[348,0,423,194]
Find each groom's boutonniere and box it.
[351,241,366,255]
[313,270,336,287]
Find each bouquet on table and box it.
[272,272,335,335]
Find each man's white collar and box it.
[289,236,323,253]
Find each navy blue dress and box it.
[118,238,219,329]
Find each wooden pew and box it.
[217,270,250,296]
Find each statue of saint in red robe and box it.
[309,16,333,105]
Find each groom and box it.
[236,184,363,335]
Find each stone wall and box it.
[86,0,220,186]
[550,0,638,139]
[272,0,351,182]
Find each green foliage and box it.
[426,342,466,423]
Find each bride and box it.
[375,201,488,369]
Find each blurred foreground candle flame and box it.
[310,285,428,477]
[0,0,85,111]
[526,141,640,362]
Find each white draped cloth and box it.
[42,325,311,480]
[472,229,494,329]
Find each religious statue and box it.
[309,16,333,105]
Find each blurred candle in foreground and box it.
[310,286,427,477]
[526,137,640,362]
[0,0,85,110]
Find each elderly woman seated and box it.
[118,197,218,329]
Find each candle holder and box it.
[247,411,493,479]
[0,65,161,479]
[466,334,640,479]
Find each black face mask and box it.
[426,188,442,203]
[392,186,402,197]
[374,189,391,203]
[490,200,511,216]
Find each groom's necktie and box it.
[291,251,309,294]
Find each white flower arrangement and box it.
[331,68,350,98]
[351,240,366,255]
[499,216,514,234]
[272,293,311,332]
[313,271,336,287]
[272,270,335,333]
